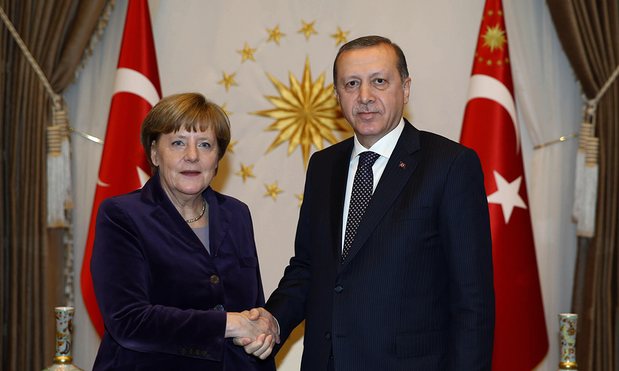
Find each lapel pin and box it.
[399,161,406,169]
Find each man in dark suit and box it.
[240,35,495,370]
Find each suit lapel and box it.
[341,121,421,266]
[329,140,354,264]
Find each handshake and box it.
[226,307,280,360]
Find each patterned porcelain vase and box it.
[558,313,578,370]
[42,307,84,371]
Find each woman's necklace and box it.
[185,199,206,224]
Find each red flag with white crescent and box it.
[80,0,161,336]
[460,0,549,369]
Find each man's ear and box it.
[402,77,412,104]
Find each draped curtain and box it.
[546,1,619,370]
[0,1,109,369]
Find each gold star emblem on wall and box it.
[236,163,255,182]
[298,20,318,40]
[482,25,506,52]
[218,72,238,91]
[221,103,232,117]
[253,57,350,166]
[227,140,238,154]
[331,27,349,46]
[238,42,257,62]
[295,193,304,207]
[264,181,283,200]
[267,25,285,45]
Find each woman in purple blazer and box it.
[91,93,277,371]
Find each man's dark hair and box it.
[333,35,409,85]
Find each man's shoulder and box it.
[418,130,473,157]
[310,136,353,161]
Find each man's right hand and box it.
[232,307,280,359]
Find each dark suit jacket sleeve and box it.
[264,156,317,342]
[91,198,227,361]
[440,148,495,370]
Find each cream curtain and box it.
[503,2,582,369]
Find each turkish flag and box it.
[460,0,549,369]
[80,0,161,336]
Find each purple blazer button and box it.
[210,274,220,284]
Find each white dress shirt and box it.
[341,118,406,251]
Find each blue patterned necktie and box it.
[342,151,380,262]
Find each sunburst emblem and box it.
[482,24,506,52]
[254,57,351,166]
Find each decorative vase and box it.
[42,306,84,371]
[558,313,578,370]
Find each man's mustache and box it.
[353,106,379,114]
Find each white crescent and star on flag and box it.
[466,74,520,152]
[487,171,526,224]
[97,67,160,188]
[467,74,527,224]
